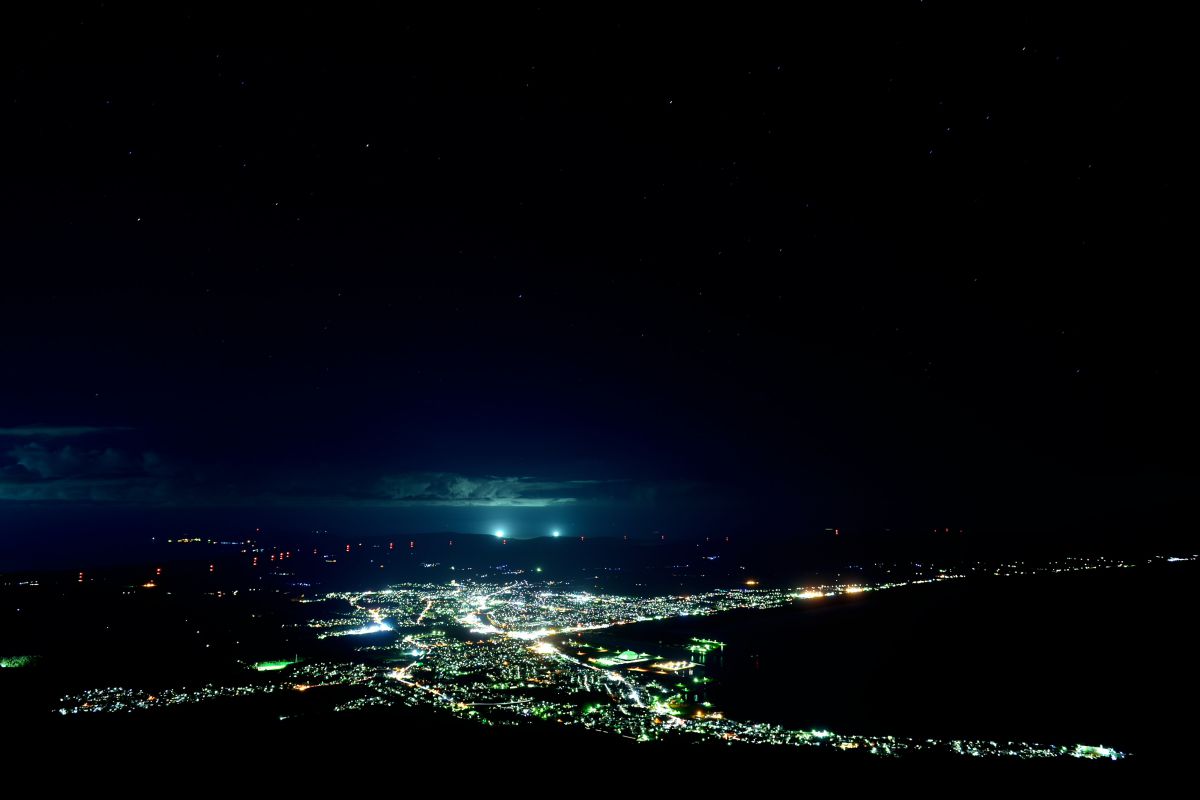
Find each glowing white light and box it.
[552,530,561,537]
[494,529,505,538]
[344,622,392,636]
[507,629,552,640]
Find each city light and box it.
[49,551,1168,763]
[343,622,393,636]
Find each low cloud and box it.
[0,475,173,504]
[0,425,133,438]
[0,424,688,510]
[372,472,588,507]
[1,441,176,503]
[5,443,158,480]
[0,424,180,504]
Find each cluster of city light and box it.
[342,622,393,636]
[57,661,377,715]
[49,554,1179,761]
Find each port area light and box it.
[552,530,561,537]
[494,529,505,538]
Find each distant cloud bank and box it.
[0,424,658,509]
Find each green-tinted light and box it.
[0,655,37,669]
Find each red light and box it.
[78,572,84,582]
[409,540,414,549]
[346,544,351,553]
[155,567,162,576]
[209,563,215,573]
[389,541,395,550]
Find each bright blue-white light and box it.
[552,530,561,537]
[494,529,505,538]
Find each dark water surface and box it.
[579,562,1198,759]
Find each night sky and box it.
[1,5,1194,562]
